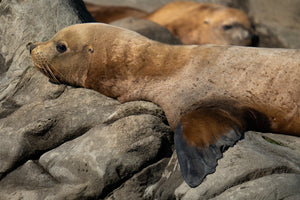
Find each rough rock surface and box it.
[0,0,299,200]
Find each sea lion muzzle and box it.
[27,42,37,54]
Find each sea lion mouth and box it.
[33,59,61,84]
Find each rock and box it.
[0,0,172,199]
[245,0,300,48]
[145,132,300,199]
[0,0,300,200]
[0,88,118,178]
[38,114,172,198]
[105,158,170,200]
[210,174,300,200]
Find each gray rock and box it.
[1,0,300,200]
[0,88,118,178]
[0,0,172,199]
[105,158,170,200]
[145,132,300,200]
[245,0,300,48]
[38,114,172,198]
[210,174,300,200]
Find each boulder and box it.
[0,0,299,200]
[146,132,300,199]
[0,0,172,199]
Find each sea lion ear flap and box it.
[174,108,243,187]
[86,45,94,53]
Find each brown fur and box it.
[181,108,241,148]
[145,1,256,45]
[84,2,147,23]
[30,23,300,148]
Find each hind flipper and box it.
[174,108,243,187]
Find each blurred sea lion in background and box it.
[84,2,148,23]
[84,1,258,46]
[145,1,258,46]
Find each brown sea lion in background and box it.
[145,1,258,46]
[84,2,148,23]
[28,23,299,187]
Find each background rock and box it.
[0,0,299,200]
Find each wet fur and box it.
[84,2,147,23]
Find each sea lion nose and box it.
[251,35,259,47]
[27,42,37,54]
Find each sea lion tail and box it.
[174,109,244,187]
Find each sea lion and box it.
[84,2,147,23]
[28,23,300,187]
[145,1,258,46]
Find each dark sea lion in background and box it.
[84,2,148,23]
[145,1,258,46]
[28,23,299,187]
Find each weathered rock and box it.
[210,174,300,200]
[145,132,300,199]
[105,158,170,200]
[38,114,172,198]
[0,87,118,178]
[244,0,300,48]
[1,0,300,200]
[0,0,172,199]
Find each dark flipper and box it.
[174,108,244,188]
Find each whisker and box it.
[47,62,66,83]
[44,62,60,84]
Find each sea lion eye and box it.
[223,25,233,30]
[56,44,67,53]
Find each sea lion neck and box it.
[84,32,196,102]
[110,42,193,100]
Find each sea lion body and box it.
[146,1,257,46]
[29,23,300,187]
[84,2,147,23]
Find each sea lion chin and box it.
[29,23,300,188]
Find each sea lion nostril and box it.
[251,35,259,46]
[27,42,37,53]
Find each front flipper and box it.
[174,108,244,188]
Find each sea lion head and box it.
[199,5,258,46]
[28,23,156,98]
[28,24,101,87]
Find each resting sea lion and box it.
[84,2,148,23]
[28,23,300,187]
[145,1,258,46]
